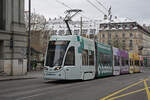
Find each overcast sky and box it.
[25,0,150,25]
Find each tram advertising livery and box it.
[43,35,143,80]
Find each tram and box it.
[133,53,141,73]
[43,35,143,80]
[129,53,134,74]
[112,48,130,75]
[113,47,120,75]
[44,35,113,80]
[139,56,144,72]
[120,50,129,74]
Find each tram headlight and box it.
[54,66,61,70]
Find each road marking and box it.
[144,80,150,100]
[109,87,150,100]
[100,78,150,100]
[100,79,145,100]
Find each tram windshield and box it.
[45,41,69,67]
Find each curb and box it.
[0,77,37,82]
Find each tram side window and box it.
[99,53,104,65]
[114,56,119,66]
[126,59,129,65]
[140,61,143,66]
[103,54,107,65]
[89,51,94,65]
[131,59,134,66]
[135,60,137,66]
[121,57,125,66]
[130,59,132,66]
[135,60,139,66]
[64,47,75,66]
[82,49,88,65]
[100,53,111,66]
[130,59,131,65]
[105,54,111,65]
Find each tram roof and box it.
[50,35,94,43]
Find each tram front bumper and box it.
[43,70,66,80]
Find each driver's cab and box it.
[44,35,81,80]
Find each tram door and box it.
[64,45,81,79]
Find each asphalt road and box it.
[0,68,150,100]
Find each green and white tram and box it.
[96,42,113,77]
[44,35,113,80]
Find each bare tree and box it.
[24,11,49,32]
[24,11,50,61]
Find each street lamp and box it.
[27,0,31,71]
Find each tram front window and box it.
[45,41,69,67]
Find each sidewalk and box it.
[0,70,43,81]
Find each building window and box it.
[129,40,132,47]
[90,29,96,34]
[122,45,126,50]
[122,33,125,38]
[122,40,125,43]
[66,30,71,35]
[122,40,126,50]
[100,25,103,29]
[104,25,107,29]
[74,30,79,35]
[130,33,133,37]
[82,29,88,34]
[115,34,118,38]
[129,40,133,50]
[99,30,101,33]
[102,34,105,38]
[0,0,5,30]
[58,30,65,35]
[108,32,111,39]
[51,30,57,35]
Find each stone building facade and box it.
[98,21,150,56]
[0,0,27,75]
